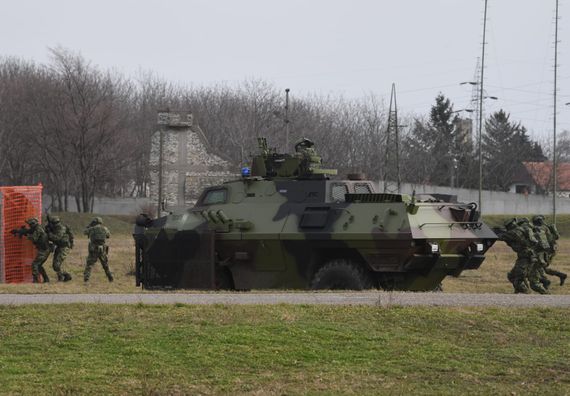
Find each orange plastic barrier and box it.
[0,185,43,283]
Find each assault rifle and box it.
[11,226,30,238]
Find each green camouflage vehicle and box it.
[134,137,497,291]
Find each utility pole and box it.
[552,0,560,224]
[285,88,290,149]
[157,122,164,217]
[383,83,401,193]
[478,0,489,214]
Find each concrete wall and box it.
[43,196,151,215]
[379,181,570,215]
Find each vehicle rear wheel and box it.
[310,259,373,290]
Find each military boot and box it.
[63,273,72,282]
[530,283,550,295]
[560,273,567,286]
[540,277,551,289]
[40,268,50,283]
[514,280,530,294]
[57,273,65,282]
[107,273,114,282]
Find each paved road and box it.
[1,292,570,307]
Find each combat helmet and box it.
[47,214,60,224]
[92,217,103,225]
[504,217,518,229]
[517,217,530,225]
[26,217,39,227]
[294,137,315,151]
[532,215,545,225]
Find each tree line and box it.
[0,48,561,211]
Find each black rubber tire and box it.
[310,259,373,290]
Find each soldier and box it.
[294,137,322,170]
[532,215,567,286]
[517,217,549,294]
[83,217,113,282]
[11,218,51,283]
[500,217,547,294]
[46,215,73,282]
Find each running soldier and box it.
[11,218,51,283]
[517,217,549,294]
[501,217,546,294]
[83,217,113,282]
[532,215,567,286]
[46,215,73,282]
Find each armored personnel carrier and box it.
[134,137,497,291]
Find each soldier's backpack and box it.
[90,225,108,245]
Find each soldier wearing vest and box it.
[11,218,51,283]
[501,217,542,294]
[46,215,73,282]
[516,217,549,294]
[83,217,113,282]
[532,215,567,286]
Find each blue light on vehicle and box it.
[241,167,251,177]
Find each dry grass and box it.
[0,238,137,294]
[443,239,570,294]
[1,236,569,295]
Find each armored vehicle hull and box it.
[134,138,497,291]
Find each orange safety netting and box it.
[0,185,43,283]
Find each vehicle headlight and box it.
[429,243,439,254]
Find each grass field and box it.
[0,304,568,395]
[1,214,569,395]
[1,213,569,294]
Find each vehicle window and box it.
[202,189,227,205]
[331,183,348,202]
[355,183,372,194]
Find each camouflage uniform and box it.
[533,215,567,286]
[516,218,549,294]
[501,218,540,294]
[25,218,51,283]
[83,217,113,282]
[46,215,73,282]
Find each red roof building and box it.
[509,162,570,196]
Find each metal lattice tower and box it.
[470,58,481,144]
[383,83,401,193]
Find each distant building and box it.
[454,118,473,145]
[149,112,238,214]
[508,161,570,197]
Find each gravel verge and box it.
[1,292,570,307]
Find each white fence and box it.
[43,196,151,215]
[43,184,570,216]
[380,182,570,215]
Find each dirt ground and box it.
[1,237,569,295]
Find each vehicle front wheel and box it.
[310,259,373,290]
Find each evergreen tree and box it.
[482,110,544,191]
[402,94,476,187]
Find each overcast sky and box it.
[1,0,568,141]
